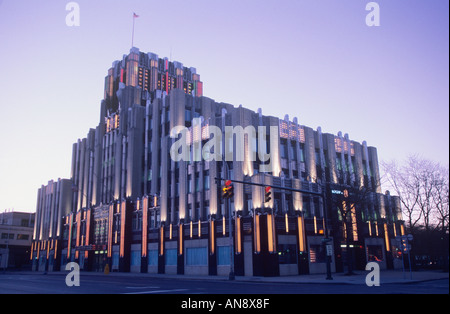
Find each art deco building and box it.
[31,47,405,276]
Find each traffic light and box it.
[343,189,349,198]
[222,186,230,199]
[264,186,272,203]
[222,180,234,199]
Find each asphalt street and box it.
[0,272,448,295]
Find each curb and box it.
[3,270,448,286]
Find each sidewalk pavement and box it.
[234,270,449,285]
[14,269,448,286]
[137,269,449,285]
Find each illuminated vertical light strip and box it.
[270,214,277,252]
[190,221,193,239]
[179,224,183,255]
[384,223,390,252]
[222,217,226,236]
[235,217,241,254]
[368,221,372,237]
[351,204,358,241]
[165,71,169,94]
[37,242,40,260]
[159,226,164,256]
[54,240,58,261]
[297,216,305,252]
[210,220,215,254]
[267,214,274,253]
[255,214,261,253]
[120,200,126,257]
[285,213,289,233]
[75,211,81,259]
[393,223,397,237]
[170,224,173,240]
[30,242,34,260]
[85,209,91,246]
[142,196,148,257]
[67,213,73,259]
[198,220,201,238]
[375,221,379,236]
[342,201,347,239]
[313,216,318,234]
[400,224,405,236]
[107,204,114,258]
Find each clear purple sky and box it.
[0,0,448,213]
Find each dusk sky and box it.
[0,0,448,213]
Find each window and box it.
[195,175,200,192]
[165,248,177,266]
[299,144,305,163]
[112,252,119,268]
[217,246,230,265]
[1,233,14,240]
[280,140,288,159]
[131,250,141,266]
[315,150,320,165]
[148,249,158,266]
[309,244,326,263]
[367,245,383,262]
[186,247,207,266]
[302,197,311,218]
[188,174,192,193]
[336,156,342,171]
[185,109,192,122]
[17,234,29,240]
[204,170,210,190]
[278,244,297,264]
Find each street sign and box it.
[326,245,333,257]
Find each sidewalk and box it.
[18,268,448,286]
[235,270,449,285]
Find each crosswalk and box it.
[123,288,188,294]
[122,286,189,294]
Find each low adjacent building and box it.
[0,211,35,270]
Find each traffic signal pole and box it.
[215,177,333,280]
[214,177,324,196]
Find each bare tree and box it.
[382,155,449,231]
[381,157,422,230]
[412,157,441,232]
[331,184,374,275]
[432,165,449,234]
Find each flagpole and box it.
[131,13,136,48]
